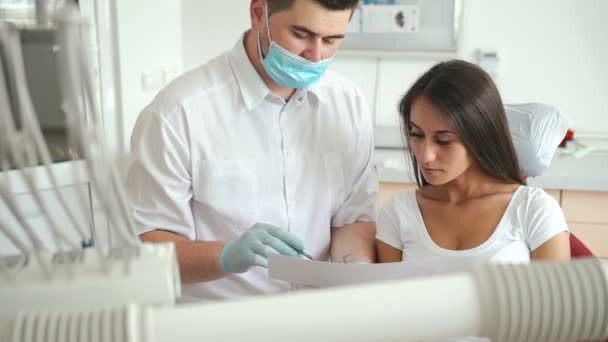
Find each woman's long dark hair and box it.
[398,60,524,188]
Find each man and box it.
[125,0,378,301]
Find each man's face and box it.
[256,0,352,62]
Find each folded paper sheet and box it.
[268,254,477,287]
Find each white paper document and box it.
[268,254,475,287]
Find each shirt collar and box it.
[228,31,329,109]
[228,32,271,111]
[306,78,329,105]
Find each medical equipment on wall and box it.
[343,0,461,52]
[0,3,607,342]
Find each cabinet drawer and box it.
[379,182,417,207]
[562,191,608,224]
[569,223,608,259]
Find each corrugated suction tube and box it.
[5,259,607,341]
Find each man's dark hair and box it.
[398,60,525,188]
[267,0,360,16]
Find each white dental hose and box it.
[0,40,30,257]
[0,29,54,277]
[0,23,91,253]
[1,259,607,342]
[54,5,139,249]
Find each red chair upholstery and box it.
[569,233,594,258]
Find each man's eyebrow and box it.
[290,25,345,39]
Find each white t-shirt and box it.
[378,186,568,341]
[125,33,378,300]
[377,186,568,264]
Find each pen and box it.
[299,250,314,260]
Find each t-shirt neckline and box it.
[412,185,524,256]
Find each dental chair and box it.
[506,103,595,259]
[570,233,594,257]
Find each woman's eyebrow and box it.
[410,121,454,134]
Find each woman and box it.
[376,60,570,265]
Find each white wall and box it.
[181,0,251,72]
[458,0,608,135]
[181,0,608,136]
[113,0,183,155]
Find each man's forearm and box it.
[330,222,376,263]
[140,230,227,283]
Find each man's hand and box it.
[220,223,305,273]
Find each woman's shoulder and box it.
[379,188,418,218]
[511,185,564,220]
[516,185,560,205]
[512,186,568,247]
[377,188,420,239]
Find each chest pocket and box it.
[193,159,258,232]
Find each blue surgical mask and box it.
[257,4,333,89]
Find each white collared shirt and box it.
[125,34,378,300]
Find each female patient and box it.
[376,60,570,264]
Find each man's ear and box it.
[250,0,266,34]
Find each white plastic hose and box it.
[54,5,139,248]
[1,259,606,342]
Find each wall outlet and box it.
[477,49,500,77]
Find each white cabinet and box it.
[0,183,92,255]
[0,161,110,256]
[561,191,608,224]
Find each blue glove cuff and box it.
[219,241,233,273]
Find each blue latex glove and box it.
[220,223,305,273]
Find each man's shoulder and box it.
[145,51,237,115]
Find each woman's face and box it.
[409,96,473,185]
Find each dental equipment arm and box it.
[0,23,98,256]
[54,5,139,248]
[1,258,606,342]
